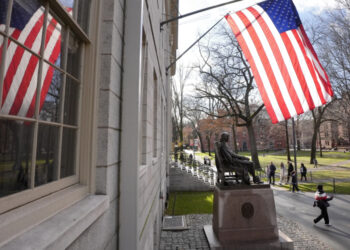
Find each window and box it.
[153,71,157,157]
[0,0,91,213]
[141,31,148,165]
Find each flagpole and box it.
[160,0,246,28]
[292,117,298,182]
[166,17,224,72]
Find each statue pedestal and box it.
[204,185,293,249]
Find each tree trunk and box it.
[207,136,211,156]
[310,121,321,164]
[231,123,238,153]
[247,122,261,170]
[318,128,323,157]
[179,116,183,151]
[285,121,291,161]
[197,131,204,153]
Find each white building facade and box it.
[0,0,177,249]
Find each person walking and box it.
[313,184,333,226]
[300,163,307,181]
[269,162,276,185]
[291,170,300,192]
[314,158,318,168]
[279,162,285,185]
[287,162,294,183]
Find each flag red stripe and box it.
[280,32,315,110]
[225,14,278,123]
[291,29,326,104]
[299,25,333,96]
[2,13,44,105]
[0,30,21,61]
[9,18,58,115]
[39,38,61,112]
[248,7,304,115]
[237,11,291,119]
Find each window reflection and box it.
[0,119,33,197]
[61,127,76,178]
[64,76,79,125]
[35,124,59,186]
[57,0,91,35]
[10,0,43,48]
[76,0,91,35]
[1,43,39,118]
[40,64,62,122]
[0,1,9,33]
[67,31,81,78]
[43,13,66,70]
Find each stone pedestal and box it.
[204,185,293,249]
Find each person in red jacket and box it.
[313,184,333,226]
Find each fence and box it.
[171,152,217,186]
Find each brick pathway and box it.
[160,214,332,250]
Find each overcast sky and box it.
[176,0,337,76]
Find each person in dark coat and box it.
[287,162,294,183]
[269,162,276,185]
[300,163,307,181]
[313,184,333,226]
[291,170,299,192]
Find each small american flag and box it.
[0,1,68,118]
[225,0,333,124]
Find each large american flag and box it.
[225,0,333,124]
[0,0,68,118]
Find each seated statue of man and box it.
[218,132,261,184]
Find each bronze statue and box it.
[215,132,261,185]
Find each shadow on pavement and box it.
[313,224,350,238]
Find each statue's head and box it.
[220,132,229,142]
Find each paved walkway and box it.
[160,214,332,250]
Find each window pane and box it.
[67,32,81,78]
[0,1,9,33]
[0,34,4,75]
[35,124,59,186]
[58,0,74,13]
[57,0,91,35]
[44,13,66,70]
[63,76,79,125]
[10,0,43,50]
[76,0,91,35]
[1,43,39,118]
[39,64,63,122]
[60,127,76,178]
[0,119,33,198]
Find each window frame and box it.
[0,0,93,214]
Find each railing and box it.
[170,152,217,186]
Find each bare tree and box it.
[172,65,192,151]
[194,26,264,169]
[309,103,335,163]
[184,97,205,152]
[320,0,350,145]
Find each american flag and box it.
[225,0,333,124]
[0,1,68,118]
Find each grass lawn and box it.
[310,170,350,179]
[166,183,350,216]
[194,151,350,171]
[166,192,213,215]
[280,182,350,195]
[194,152,215,161]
